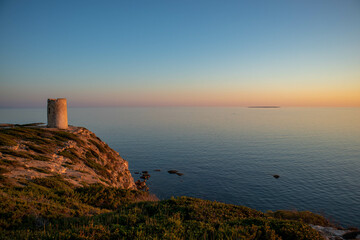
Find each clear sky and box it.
[0,0,359,107]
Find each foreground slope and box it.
[0,192,328,240]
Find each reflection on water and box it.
[1,107,360,227]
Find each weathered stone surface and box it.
[47,98,68,129]
[310,225,360,240]
[0,126,136,189]
[140,172,150,180]
[135,179,148,191]
[342,231,360,239]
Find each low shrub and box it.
[88,139,106,153]
[58,148,79,161]
[0,134,17,146]
[266,210,334,227]
[0,195,325,239]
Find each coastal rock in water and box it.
[168,170,178,174]
[0,126,136,189]
[273,175,280,179]
[140,173,150,180]
[135,179,148,191]
[176,172,184,176]
[154,169,161,172]
[342,231,360,239]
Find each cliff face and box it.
[0,126,136,189]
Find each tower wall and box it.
[47,98,68,129]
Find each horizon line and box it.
[0,105,359,109]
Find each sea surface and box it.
[1,107,359,227]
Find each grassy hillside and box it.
[0,175,331,239]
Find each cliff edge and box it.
[0,126,135,189]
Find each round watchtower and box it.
[47,98,68,129]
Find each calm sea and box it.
[1,107,359,227]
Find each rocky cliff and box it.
[0,126,136,189]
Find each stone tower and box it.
[47,98,68,129]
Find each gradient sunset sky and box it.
[0,0,359,107]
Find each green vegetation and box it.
[25,143,53,154]
[266,210,333,227]
[53,131,85,146]
[89,139,107,153]
[58,147,80,161]
[84,157,112,179]
[0,127,119,170]
[0,159,24,167]
[29,167,51,174]
[0,167,10,174]
[0,134,17,146]
[1,149,33,159]
[0,127,86,163]
[84,150,113,179]
[0,176,153,230]
[86,149,99,159]
[1,148,50,162]
[31,154,51,161]
[0,175,327,240]
[0,127,85,153]
[1,127,58,146]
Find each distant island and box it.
[248,106,280,108]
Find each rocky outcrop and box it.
[0,126,136,189]
[310,225,360,240]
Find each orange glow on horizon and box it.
[67,86,360,107]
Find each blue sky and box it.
[0,0,359,107]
